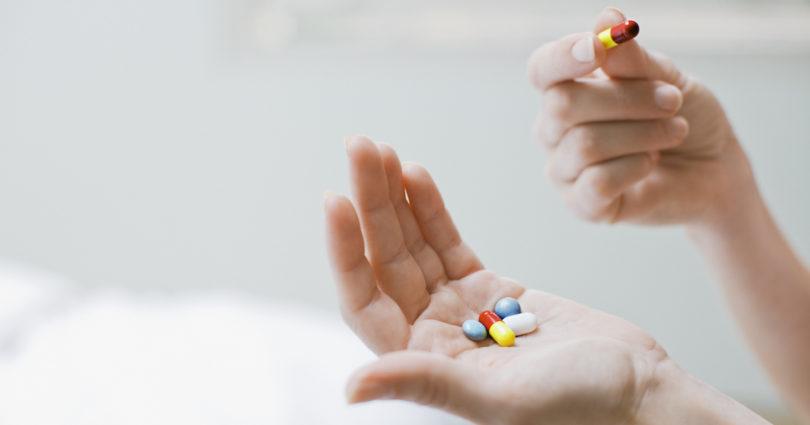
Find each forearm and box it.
[688,169,810,419]
[635,359,771,425]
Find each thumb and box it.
[346,351,492,422]
[594,7,687,88]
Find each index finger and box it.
[527,32,607,91]
[593,7,686,86]
[347,136,430,322]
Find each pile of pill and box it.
[462,297,538,347]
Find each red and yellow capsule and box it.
[598,20,639,49]
[478,310,515,347]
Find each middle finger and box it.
[537,79,683,147]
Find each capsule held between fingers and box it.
[598,20,639,49]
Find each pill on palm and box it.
[502,312,538,336]
[462,319,488,342]
[478,310,516,347]
[494,297,521,319]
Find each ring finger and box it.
[547,117,688,183]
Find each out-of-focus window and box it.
[225,0,810,55]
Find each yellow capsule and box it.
[597,29,618,49]
[488,321,516,347]
[597,20,640,50]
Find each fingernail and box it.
[571,35,595,63]
[664,117,689,140]
[654,85,682,112]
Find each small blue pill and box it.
[462,319,487,342]
[494,297,521,319]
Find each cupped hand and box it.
[325,136,669,425]
[528,8,754,225]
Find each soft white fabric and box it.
[0,261,467,425]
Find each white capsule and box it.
[502,312,538,336]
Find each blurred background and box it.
[0,0,809,422]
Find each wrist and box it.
[633,359,770,425]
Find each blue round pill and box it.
[494,297,521,319]
[462,320,487,342]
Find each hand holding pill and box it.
[325,136,691,425]
[528,7,753,225]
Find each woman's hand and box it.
[530,8,810,419]
[325,136,671,424]
[528,8,754,225]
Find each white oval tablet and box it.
[502,312,538,336]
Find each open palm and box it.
[325,136,668,425]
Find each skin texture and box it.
[530,8,749,225]
[325,136,768,425]
[325,136,663,424]
[531,7,810,421]
[323,6,801,424]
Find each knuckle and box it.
[544,160,566,186]
[547,121,566,148]
[568,127,600,164]
[543,86,575,121]
[654,119,671,140]
[611,83,636,109]
[526,47,542,82]
[577,206,603,223]
[584,170,615,200]
[563,190,600,223]
[570,197,604,223]
[527,43,553,89]
[533,114,551,148]
[649,50,685,85]
[339,307,364,333]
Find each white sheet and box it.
[0,260,468,425]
